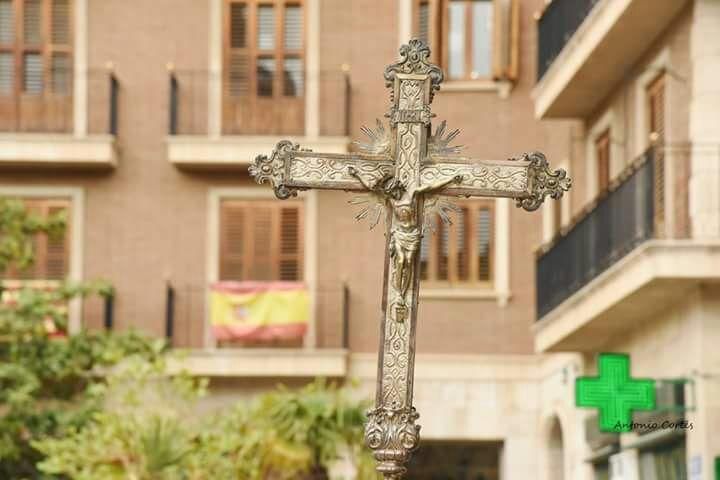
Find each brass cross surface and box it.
[250,39,571,479]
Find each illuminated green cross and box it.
[576,353,656,433]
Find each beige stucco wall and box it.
[566,6,693,218]
[541,285,720,480]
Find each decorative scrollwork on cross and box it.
[249,39,571,480]
[250,140,302,199]
[384,39,443,103]
[365,406,421,479]
[515,151,572,211]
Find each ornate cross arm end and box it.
[365,406,421,479]
[516,151,572,212]
[249,140,302,200]
[384,39,443,103]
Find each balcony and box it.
[534,147,720,352]
[163,282,350,378]
[0,70,118,168]
[165,69,351,169]
[533,0,690,118]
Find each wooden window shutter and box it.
[413,0,441,61]
[647,73,666,236]
[490,0,520,80]
[552,194,562,235]
[45,202,69,279]
[50,0,72,95]
[0,0,72,132]
[219,200,303,282]
[648,74,665,142]
[219,202,246,280]
[420,200,494,286]
[223,0,305,135]
[228,2,250,97]
[475,204,492,282]
[595,129,610,193]
[2,198,70,280]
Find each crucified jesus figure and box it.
[347,165,463,312]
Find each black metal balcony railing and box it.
[167,69,351,137]
[537,0,602,81]
[0,70,119,135]
[536,149,658,319]
[164,282,350,350]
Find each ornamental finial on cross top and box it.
[250,39,571,479]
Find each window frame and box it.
[0,0,74,97]
[218,198,305,282]
[420,199,495,288]
[595,128,611,194]
[223,0,305,101]
[1,196,71,281]
[413,0,518,83]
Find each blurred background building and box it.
[0,0,717,478]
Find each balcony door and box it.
[0,0,73,132]
[223,0,305,135]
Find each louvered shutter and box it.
[2,198,70,280]
[648,74,666,236]
[219,200,303,281]
[228,2,249,97]
[23,0,42,45]
[491,0,519,80]
[0,0,12,95]
[282,4,302,97]
[249,204,274,279]
[45,202,68,279]
[223,0,305,135]
[418,1,430,45]
[0,52,12,94]
[422,200,493,286]
[219,202,245,280]
[50,0,71,95]
[279,206,302,280]
[595,130,610,193]
[476,205,492,281]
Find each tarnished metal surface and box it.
[250,39,571,479]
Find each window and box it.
[223,0,304,135]
[420,200,493,286]
[647,73,666,234]
[0,0,73,131]
[595,129,610,193]
[219,199,303,281]
[552,194,562,235]
[414,0,519,82]
[1,198,70,280]
[647,73,665,143]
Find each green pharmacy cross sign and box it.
[576,353,656,433]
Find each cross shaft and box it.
[250,39,571,479]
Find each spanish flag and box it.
[210,282,309,342]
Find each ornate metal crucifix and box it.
[250,39,570,479]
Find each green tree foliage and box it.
[0,198,164,478]
[0,198,377,479]
[35,375,376,480]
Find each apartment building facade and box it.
[533,0,720,479]
[1,0,672,478]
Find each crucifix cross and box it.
[250,39,571,479]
